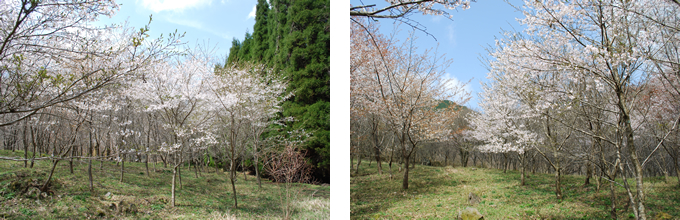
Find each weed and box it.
[20,207,35,216]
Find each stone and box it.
[468,192,481,205]
[458,207,484,220]
[104,192,112,200]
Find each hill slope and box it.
[351,161,679,219]
[0,150,329,219]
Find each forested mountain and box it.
[226,0,330,182]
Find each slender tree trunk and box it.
[120,155,125,182]
[374,145,382,175]
[178,164,183,189]
[41,159,60,192]
[88,126,94,191]
[555,166,562,200]
[171,165,177,207]
[23,123,28,168]
[30,127,36,168]
[146,153,150,177]
[520,152,525,186]
[584,160,592,186]
[619,92,647,220]
[230,156,238,208]
[403,155,410,190]
[255,154,262,189]
[355,153,362,175]
[69,150,74,174]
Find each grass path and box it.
[0,150,329,219]
[351,161,679,219]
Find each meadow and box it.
[351,161,679,219]
[0,150,329,219]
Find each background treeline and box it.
[226,0,330,183]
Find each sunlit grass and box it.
[351,160,680,219]
[0,150,329,219]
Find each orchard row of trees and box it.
[227,0,330,182]
[0,0,315,209]
[470,1,680,219]
[351,1,680,220]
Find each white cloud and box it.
[247,5,257,19]
[447,24,457,48]
[138,0,212,13]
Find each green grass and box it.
[0,150,329,219]
[351,160,680,219]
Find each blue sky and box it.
[93,0,527,109]
[95,0,260,61]
[350,0,527,110]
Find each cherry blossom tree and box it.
[208,62,291,207]
[351,22,469,189]
[0,0,183,127]
[129,53,214,207]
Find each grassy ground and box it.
[351,160,680,219]
[0,150,329,219]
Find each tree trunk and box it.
[520,152,525,186]
[171,165,177,207]
[625,122,646,219]
[584,160,592,186]
[255,154,262,189]
[402,156,410,189]
[230,156,238,208]
[88,128,94,191]
[355,153,362,175]
[23,124,28,168]
[41,159,60,192]
[69,157,74,174]
[146,153,150,177]
[120,157,125,182]
[374,145,382,175]
[555,166,562,200]
[29,126,36,168]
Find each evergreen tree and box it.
[226,38,241,65]
[276,0,330,181]
[252,0,270,62]
[237,32,253,62]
